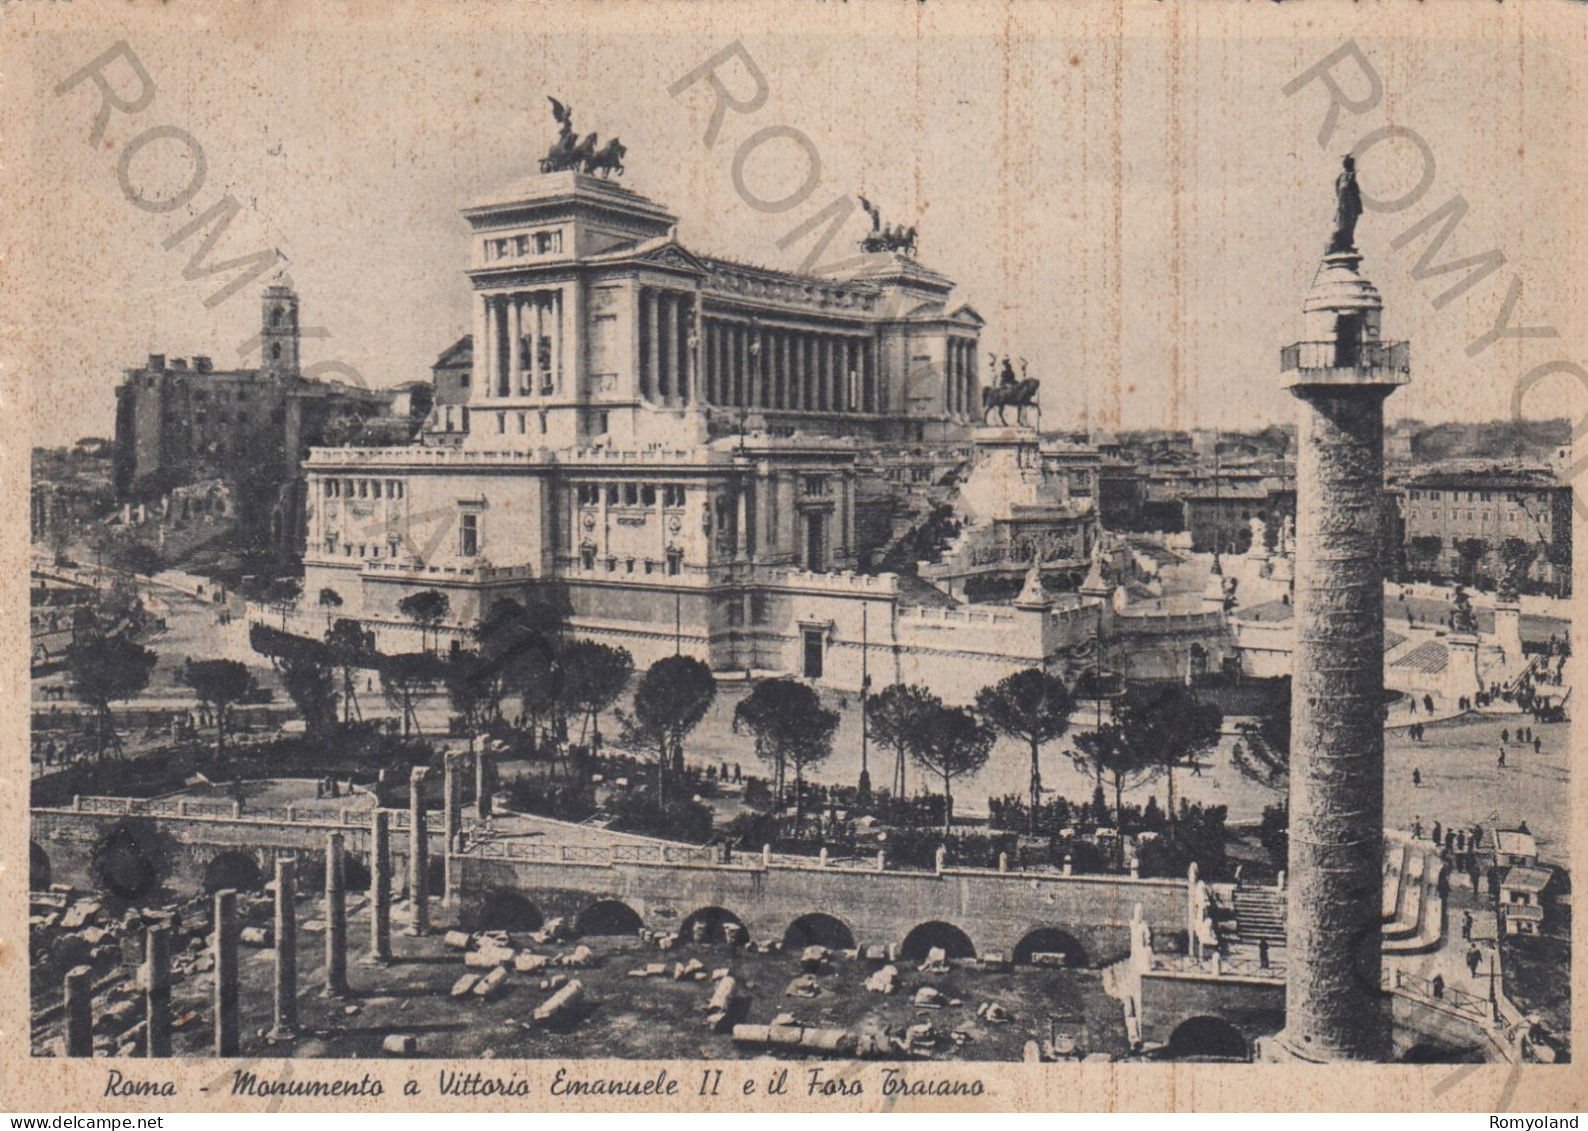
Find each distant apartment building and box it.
[1400,468,1572,593]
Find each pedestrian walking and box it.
[1501,728,1510,745]
[1412,768,1422,788]
[1534,736,1541,755]
[1498,746,1506,768]
[1467,947,1483,977]
[1258,938,1270,969]
[1432,973,1445,999]
[1462,911,1473,940]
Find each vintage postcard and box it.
[3,0,1585,1114]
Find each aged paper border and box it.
[2,0,1585,1113]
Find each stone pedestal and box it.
[212,889,239,1056]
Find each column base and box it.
[266,1025,297,1043]
[360,951,391,967]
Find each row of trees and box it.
[864,672,1224,850]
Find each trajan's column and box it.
[1275,155,1409,1061]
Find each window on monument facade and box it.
[459,513,479,557]
[623,484,639,507]
[641,485,656,507]
[372,481,382,499]
[535,231,561,254]
[667,549,682,576]
[663,485,685,507]
[803,476,828,497]
[580,544,596,570]
[515,235,529,256]
[606,486,619,506]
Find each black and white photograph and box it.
[5,0,1584,1113]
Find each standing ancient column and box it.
[63,964,94,1057]
[1275,198,1408,1061]
[269,857,298,1041]
[212,889,239,1056]
[366,809,392,964]
[143,923,173,1057]
[474,749,492,819]
[442,751,463,905]
[323,833,348,998]
[406,767,429,937]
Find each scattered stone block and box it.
[644,963,666,977]
[465,945,514,968]
[473,966,509,999]
[710,967,730,981]
[239,926,272,948]
[1031,951,1068,967]
[382,1034,417,1055]
[918,947,948,974]
[532,978,584,1023]
[800,945,830,971]
[442,930,472,950]
[784,974,820,998]
[513,952,548,973]
[864,965,899,994]
[560,945,595,968]
[913,985,947,1009]
[450,973,480,997]
[723,923,746,946]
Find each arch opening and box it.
[899,921,976,962]
[203,851,264,895]
[463,888,543,933]
[1164,1016,1250,1062]
[30,842,51,892]
[92,822,166,902]
[1012,927,1090,968]
[783,912,856,951]
[679,906,744,945]
[576,900,644,937]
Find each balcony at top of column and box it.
[1280,339,1410,393]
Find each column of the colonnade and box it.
[323,833,348,998]
[366,809,392,964]
[268,857,297,1041]
[212,889,239,1055]
[406,768,429,937]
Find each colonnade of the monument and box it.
[476,289,566,398]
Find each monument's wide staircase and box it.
[1228,887,1286,945]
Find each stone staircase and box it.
[1228,887,1286,945]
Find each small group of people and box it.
[1406,722,1429,742]
[313,775,344,799]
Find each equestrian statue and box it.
[981,355,1040,427]
[858,196,918,256]
[540,97,626,178]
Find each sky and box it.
[9,2,1587,448]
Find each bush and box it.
[604,792,714,843]
[501,777,597,824]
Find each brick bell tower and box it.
[260,283,301,378]
[1272,155,1409,1062]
